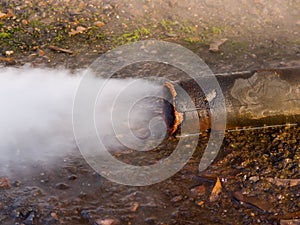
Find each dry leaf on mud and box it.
[0,177,11,189]
[69,26,88,35]
[209,177,222,202]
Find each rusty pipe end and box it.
[163,82,183,135]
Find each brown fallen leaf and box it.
[0,12,7,19]
[209,177,222,202]
[131,202,139,212]
[48,45,74,54]
[69,26,87,36]
[233,191,273,212]
[37,48,45,57]
[0,177,11,189]
[209,38,228,52]
[0,57,16,65]
[266,178,300,187]
[6,9,15,18]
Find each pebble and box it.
[5,50,14,56]
[55,183,70,190]
[68,174,78,180]
[50,212,59,220]
[171,195,183,203]
[191,185,206,196]
[94,218,119,225]
[103,4,113,10]
[94,21,105,27]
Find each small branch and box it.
[48,45,74,54]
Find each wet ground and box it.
[0,0,300,224]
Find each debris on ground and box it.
[0,177,11,189]
[209,38,228,52]
[209,177,222,202]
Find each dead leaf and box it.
[94,21,105,27]
[0,57,16,65]
[0,177,11,189]
[232,191,273,211]
[69,26,87,36]
[6,9,15,18]
[209,38,228,52]
[131,202,139,212]
[37,49,45,57]
[266,178,300,187]
[209,177,222,202]
[0,12,7,19]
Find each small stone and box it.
[50,212,59,220]
[191,185,206,196]
[249,176,260,183]
[296,20,300,25]
[171,195,183,203]
[94,21,105,27]
[55,183,70,190]
[23,211,35,225]
[0,177,11,189]
[196,200,204,207]
[103,4,113,10]
[209,38,228,53]
[94,218,119,225]
[5,50,14,56]
[21,19,29,25]
[68,174,77,180]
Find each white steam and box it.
[0,66,166,176]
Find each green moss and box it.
[29,20,45,28]
[0,32,11,39]
[96,33,106,40]
[211,26,223,35]
[113,27,151,45]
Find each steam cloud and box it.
[0,66,166,177]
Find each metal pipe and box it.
[163,67,300,135]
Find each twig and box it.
[48,45,74,54]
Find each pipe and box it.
[163,67,300,135]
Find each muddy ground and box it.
[0,0,300,224]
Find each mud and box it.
[0,0,300,224]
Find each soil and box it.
[0,0,300,225]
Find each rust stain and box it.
[163,82,183,135]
